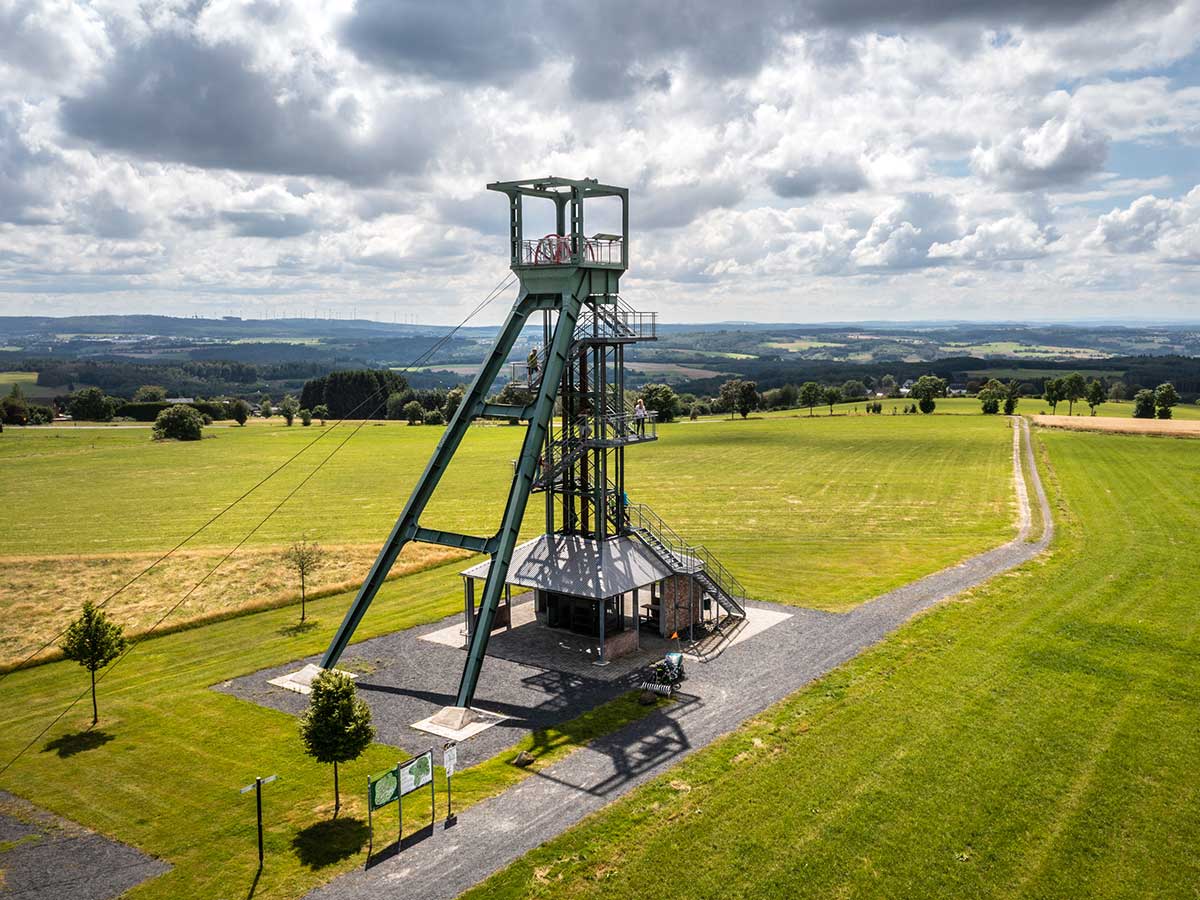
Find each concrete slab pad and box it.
[684,606,793,662]
[411,707,508,741]
[267,662,357,695]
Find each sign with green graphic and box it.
[399,750,433,796]
[369,769,399,810]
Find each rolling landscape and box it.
[4,2,1200,899]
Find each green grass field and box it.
[464,426,1200,899]
[1,413,1015,611]
[0,560,665,899]
[0,371,59,401]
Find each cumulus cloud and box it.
[1089,187,1200,264]
[971,115,1108,189]
[929,215,1053,263]
[851,193,959,269]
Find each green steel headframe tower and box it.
[320,176,659,710]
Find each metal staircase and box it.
[622,502,747,622]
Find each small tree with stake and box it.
[60,601,127,725]
[299,670,374,817]
[283,538,324,623]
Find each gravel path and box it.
[0,790,169,900]
[306,417,1052,900]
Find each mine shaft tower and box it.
[322,177,745,713]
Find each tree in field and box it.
[424,408,445,425]
[300,408,312,426]
[283,538,324,622]
[880,374,898,397]
[1132,389,1156,418]
[640,383,680,423]
[386,391,408,420]
[799,381,822,417]
[1043,378,1064,414]
[978,379,1005,414]
[132,385,167,402]
[69,387,115,422]
[1108,381,1127,402]
[1004,380,1021,416]
[2,383,28,425]
[279,394,300,426]
[822,385,843,415]
[910,375,946,415]
[299,670,375,817]
[776,384,799,409]
[60,601,127,725]
[1155,382,1179,419]
[1085,379,1106,416]
[841,379,868,401]
[1063,372,1087,416]
[403,400,424,424]
[312,403,329,425]
[230,399,251,426]
[443,387,464,422]
[153,404,204,441]
[717,379,758,418]
[259,394,273,418]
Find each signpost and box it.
[367,749,435,858]
[443,742,458,826]
[237,774,278,870]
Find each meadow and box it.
[464,426,1200,899]
[0,412,1015,665]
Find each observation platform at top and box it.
[487,176,629,272]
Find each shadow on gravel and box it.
[292,818,369,869]
[41,729,114,758]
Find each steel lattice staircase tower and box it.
[321,177,745,713]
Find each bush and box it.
[230,399,251,426]
[1132,389,1156,419]
[300,408,312,426]
[153,404,205,441]
[403,400,424,424]
[279,394,300,426]
[424,408,445,425]
[69,387,115,422]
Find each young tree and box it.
[822,385,843,415]
[640,383,680,423]
[799,381,822,417]
[1004,380,1021,416]
[153,404,204,441]
[717,379,746,420]
[403,400,424,424]
[279,394,300,426]
[1155,382,1179,419]
[1132,389,1156,418]
[299,670,375,817]
[1085,379,1106,416]
[978,379,1005,415]
[1063,372,1087,416]
[230,398,251,426]
[910,375,946,415]
[60,601,127,725]
[132,385,167,402]
[283,538,324,622]
[1107,381,1127,402]
[259,395,273,418]
[312,403,329,425]
[1043,378,1064,414]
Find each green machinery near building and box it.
[321,177,746,715]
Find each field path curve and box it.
[308,417,1053,900]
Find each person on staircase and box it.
[634,398,647,437]
[527,345,540,383]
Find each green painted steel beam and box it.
[413,528,496,554]
[454,272,586,708]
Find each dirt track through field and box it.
[306,417,1052,900]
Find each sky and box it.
[2,1,1200,325]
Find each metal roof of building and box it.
[460,533,672,599]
